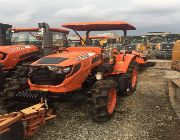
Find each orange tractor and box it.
[28,21,138,121]
[0,23,69,94]
[0,21,140,139]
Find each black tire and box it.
[121,61,138,95]
[0,120,24,140]
[87,80,117,122]
[1,65,29,112]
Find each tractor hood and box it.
[31,50,99,67]
[0,45,39,54]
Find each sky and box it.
[0,0,180,35]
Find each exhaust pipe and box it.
[107,38,116,64]
[38,22,53,57]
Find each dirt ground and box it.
[26,61,180,140]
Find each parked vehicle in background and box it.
[0,23,12,46]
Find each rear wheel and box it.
[1,65,30,112]
[87,80,117,122]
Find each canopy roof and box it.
[11,27,69,34]
[62,21,136,31]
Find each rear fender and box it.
[113,54,136,73]
[134,56,147,65]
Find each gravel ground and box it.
[26,62,180,140]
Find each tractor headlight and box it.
[95,72,103,80]
[47,66,72,74]
[47,66,59,71]
[60,66,72,74]
[63,67,71,73]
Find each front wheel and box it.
[87,80,117,122]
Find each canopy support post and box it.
[123,30,127,36]
[85,31,90,45]
[73,29,86,45]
